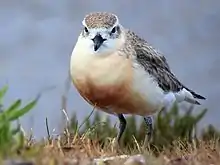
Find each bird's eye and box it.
[111,26,116,34]
[84,27,89,33]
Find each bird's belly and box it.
[71,53,164,116]
[73,78,158,116]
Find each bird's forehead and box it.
[83,12,118,29]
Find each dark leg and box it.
[116,114,127,143]
[144,115,153,142]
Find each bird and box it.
[69,11,206,144]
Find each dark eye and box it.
[84,27,89,33]
[111,27,116,34]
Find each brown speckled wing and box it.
[126,30,205,101]
[126,30,184,93]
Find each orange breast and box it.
[73,77,130,109]
[71,52,154,116]
[73,76,154,116]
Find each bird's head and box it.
[77,12,125,56]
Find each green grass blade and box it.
[0,86,8,104]
[5,99,22,114]
[8,99,37,121]
[195,109,208,123]
[0,99,21,121]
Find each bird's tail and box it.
[183,87,206,105]
[175,87,206,105]
[184,86,206,99]
[184,97,201,105]
[189,90,206,100]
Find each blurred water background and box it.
[0,0,220,139]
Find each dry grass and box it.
[4,131,219,165]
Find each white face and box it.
[77,21,124,56]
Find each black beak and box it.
[92,34,106,51]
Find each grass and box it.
[0,85,220,165]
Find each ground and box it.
[2,134,220,165]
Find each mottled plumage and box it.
[70,12,206,145]
[84,12,118,29]
[123,30,206,101]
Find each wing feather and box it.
[126,30,205,100]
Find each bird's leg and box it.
[143,115,153,144]
[116,114,127,144]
